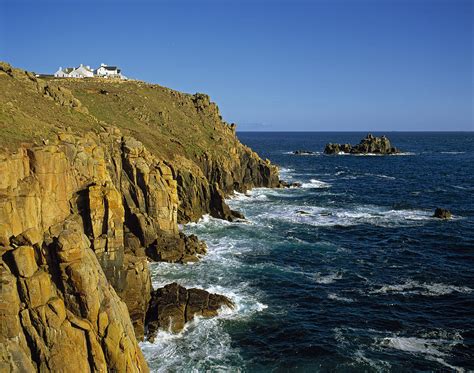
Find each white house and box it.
[95,63,127,79]
[54,63,127,79]
[54,64,94,78]
[54,67,74,77]
[69,64,94,78]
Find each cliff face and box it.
[0,62,280,371]
[0,128,177,371]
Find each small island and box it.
[324,133,401,155]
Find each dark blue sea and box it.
[142,132,474,372]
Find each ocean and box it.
[141,132,474,372]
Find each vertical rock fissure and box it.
[101,195,109,242]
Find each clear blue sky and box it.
[1,0,472,131]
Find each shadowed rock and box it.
[146,232,207,263]
[433,208,452,219]
[145,283,234,341]
[279,181,302,188]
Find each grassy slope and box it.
[0,66,99,150]
[0,62,241,166]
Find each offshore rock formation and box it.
[433,208,452,219]
[293,150,316,155]
[0,62,281,371]
[145,283,234,340]
[325,134,400,155]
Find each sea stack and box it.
[324,133,400,155]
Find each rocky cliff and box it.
[0,62,281,371]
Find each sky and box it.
[1,0,472,131]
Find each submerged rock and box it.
[324,134,400,155]
[296,210,311,215]
[293,150,316,155]
[145,283,234,340]
[433,208,452,219]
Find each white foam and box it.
[371,280,473,297]
[441,151,465,154]
[380,336,465,372]
[278,166,297,182]
[363,172,396,180]
[288,151,321,156]
[328,293,354,302]
[228,191,268,202]
[352,349,391,370]
[315,271,343,284]
[382,336,445,356]
[301,179,331,189]
[144,236,269,371]
[452,185,474,191]
[141,315,245,372]
[252,204,433,228]
[355,152,415,156]
[185,214,236,229]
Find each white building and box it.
[54,63,127,79]
[54,64,94,78]
[95,63,127,79]
[54,67,74,77]
[69,64,94,78]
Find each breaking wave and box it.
[301,179,332,189]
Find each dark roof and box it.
[64,67,74,73]
[103,66,118,71]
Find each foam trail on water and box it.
[371,280,473,297]
[301,179,331,189]
[380,335,465,372]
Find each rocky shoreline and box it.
[0,63,284,372]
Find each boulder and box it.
[279,181,302,188]
[9,246,38,278]
[146,232,207,263]
[433,208,452,219]
[145,283,234,340]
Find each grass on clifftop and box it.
[0,62,240,164]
